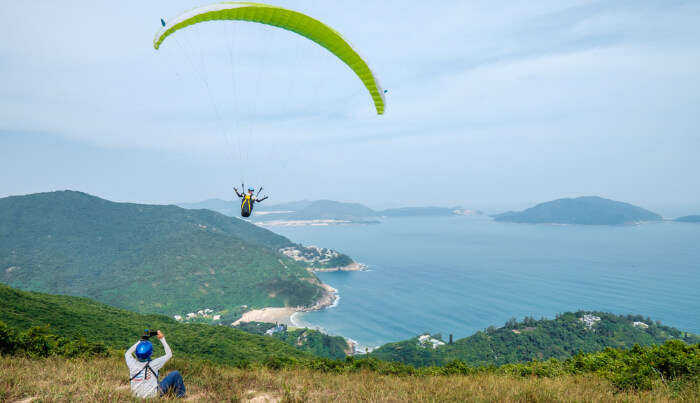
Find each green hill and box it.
[675,215,700,223]
[493,196,662,225]
[1,283,698,397]
[371,312,699,367]
[0,190,326,319]
[0,283,312,365]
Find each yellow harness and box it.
[242,194,252,211]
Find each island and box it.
[675,215,700,223]
[492,196,662,225]
[181,198,479,225]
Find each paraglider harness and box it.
[130,330,159,382]
[130,360,159,382]
[237,184,267,218]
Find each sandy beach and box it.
[232,283,338,327]
[232,307,299,326]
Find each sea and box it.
[271,216,700,349]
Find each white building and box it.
[633,321,649,329]
[579,314,601,329]
[213,315,221,321]
[418,334,445,349]
[173,315,183,321]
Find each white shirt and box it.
[125,338,173,398]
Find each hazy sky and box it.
[2,1,699,215]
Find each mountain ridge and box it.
[0,190,325,319]
[493,196,662,225]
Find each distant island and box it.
[675,215,700,223]
[492,196,662,225]
[181,198,479,225]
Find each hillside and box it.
[675,215,700,223]
[4,353,697,402]
[493,196,662,225]
[2,284,699,400]
[0,190,326,318]
[0,283,312,365]
[371,312,699,367]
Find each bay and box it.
[271,216,700,348]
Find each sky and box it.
[1,1,699,215]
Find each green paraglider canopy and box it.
[154,2,386,114]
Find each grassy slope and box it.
[2,355,697,402]
[493,196,662,224]
[0,283,314,366]
[372,312,700,367]
[0,190,324,317]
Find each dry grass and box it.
[1,355,697,402]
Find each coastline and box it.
[310,262,368,272]
[232,282,339,327]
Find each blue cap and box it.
[248,187,254,191]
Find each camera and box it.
[141,329,159,340]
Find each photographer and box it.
[125,330,186,398]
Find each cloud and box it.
[1,1,699,207]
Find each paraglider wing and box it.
[153,2,385,114]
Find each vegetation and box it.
[273,328,349,360]
[371,312,700,367]
[234,322,349,359]
[493,196,662,225]
[0,283,313,366]
[1,284,699,399]
[280,245,354,269]
[676,215,700,223]
[1,331,698,401]
[0,190,327,317]
[4,354,697,402]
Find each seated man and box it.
[234,186,268,217]
[125,330,186,398]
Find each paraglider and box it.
[153,2,386,114]
[153,3,385,211]
[234,185,268,217]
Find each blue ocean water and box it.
[272,216,700,348]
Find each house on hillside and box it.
[265,324,287,336]
[579,314,601,329]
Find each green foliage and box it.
[493,196,662,225]
[273,328,349,360]
[0,322,107,358]
[2,294,698,392]
[234,322,350,359]
[0,190,326,316]
[0,283,313,366]
[371,312,700,367]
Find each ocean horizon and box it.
[272,216,700,348]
